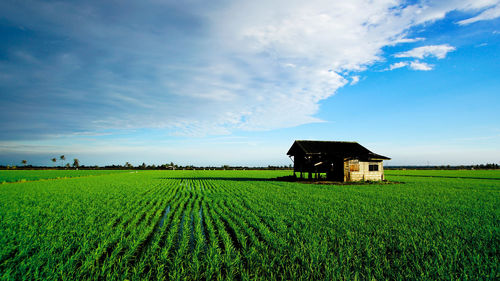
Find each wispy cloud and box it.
[350,76,360,85]
[387,61,409,70]
[389,37,426,45]
[458,4,500,25]
[394,44,456,59]
[409,61,434,71]
[385,60,433,71]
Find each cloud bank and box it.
[0,0,498,139]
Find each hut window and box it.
[350,160,359,172]
[369,164,379,171]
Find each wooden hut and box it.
[287,140,390,181]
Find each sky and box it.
[0,0,499,167]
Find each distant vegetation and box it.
[1,155,498,171]
[0,170,498,280]
[0,162,293,170]
[2,161,499,171]
[386,169,500,179]
[387,163,499,170]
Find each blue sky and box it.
[1,0,499,166]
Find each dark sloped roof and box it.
[287,140,390,160]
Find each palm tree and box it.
[59,155,65,167]
[73,158,80,169]
[21,160,27,167]
[51,158,57,167]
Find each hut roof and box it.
[287,140,390,160]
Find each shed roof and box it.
[287,140,390,160]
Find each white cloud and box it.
[350,76,360,85]
[409,0,500,24]
[387,61,409,70]
[385,61,433,71]
[458,4,500,25]
[197,1,484,132]
[389,37,426,45]
[409,61,434,71]
[395,44,456,59]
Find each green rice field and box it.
[0,170,128,183]
[0,170,498,280]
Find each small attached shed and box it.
[287,140,390,182]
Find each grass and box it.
[0,170,498,280]
[0,169,129,183]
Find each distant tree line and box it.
[386,163,500,170]
[0,160,294,170]
[3,160,499,171]
[2,155,81,170]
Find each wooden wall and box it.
[344,160,384,181]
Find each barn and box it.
[287,140,390,182]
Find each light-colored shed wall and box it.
[344,160,384,181]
